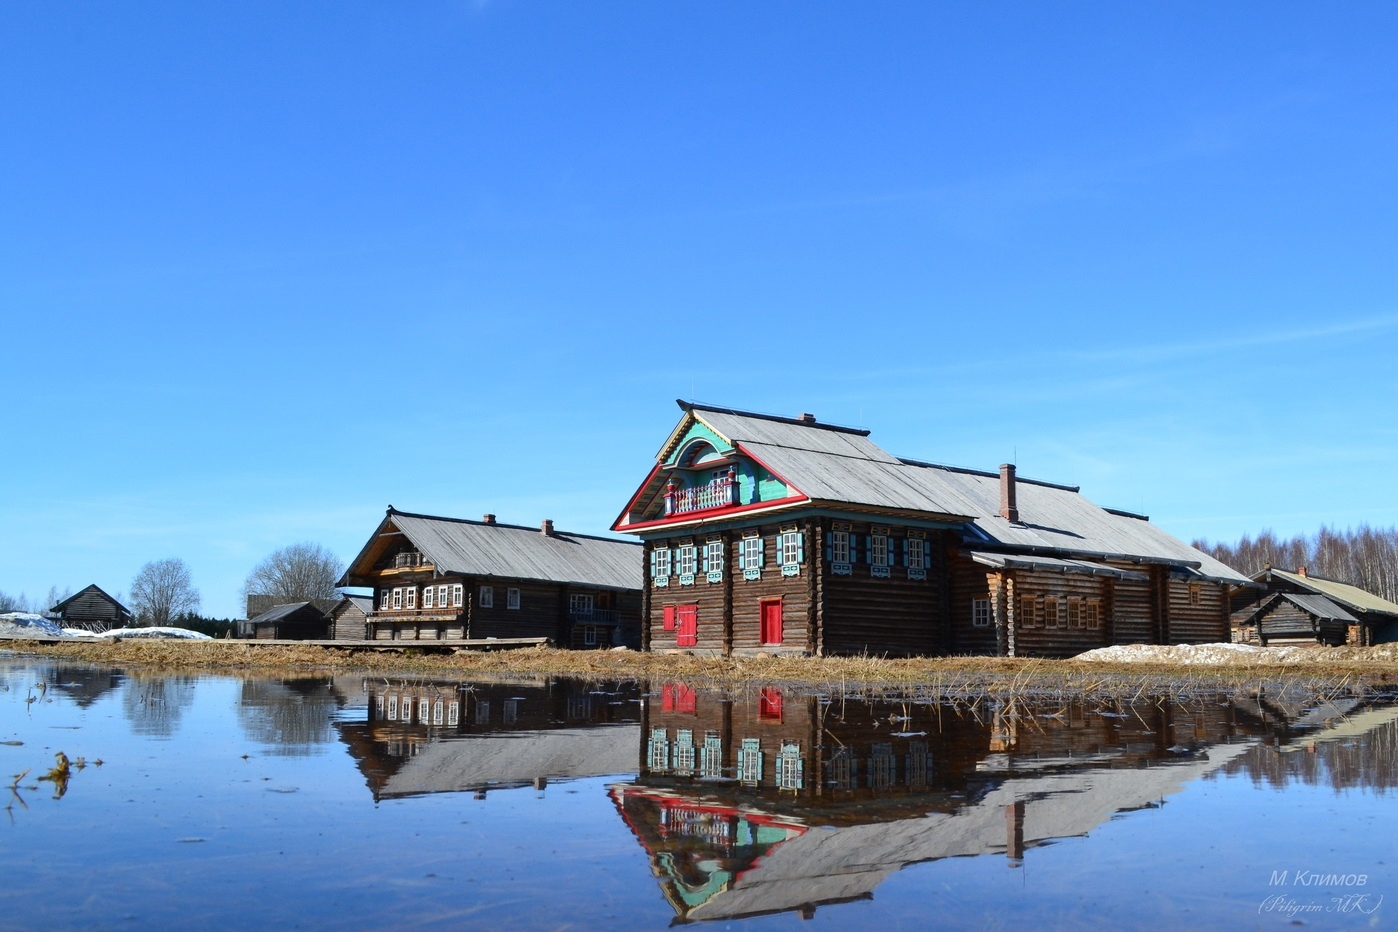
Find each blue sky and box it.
[4,2,1398,619]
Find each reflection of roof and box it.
[349,510,642,591]
[628,742,1255,923]
[377,725,640,797]
[1266,568,1398,618]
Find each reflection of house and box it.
[339,508,643,647]
[328,595,372,640]
[613,402,1249,657]
[1232,565,1398,646]
[619,684,1265,923]
[337,679,642,800]
[49,585,133,631]
[248,601,331,640]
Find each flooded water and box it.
[2,656,1396,930]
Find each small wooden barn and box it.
[614,401,1251,658]
[1232,566,1398,646]
[248,601,331,640]
[338,508,643,648]
[49,585,133,631]
[328,595,373,640]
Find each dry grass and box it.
[7,638,1398,698]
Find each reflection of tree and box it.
[237,678,339,756]
[1225,714,1398,794]
[121,675,198,737]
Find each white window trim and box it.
[507,587,521,610]
[451,584,463,608]
[479,585,494,609]
[422,586,435,609]
[831,530,850,564]
[392,587,403,610]
[404,586,417,610]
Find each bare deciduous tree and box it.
[129,559,201,626]
[243,543,344,607]
[0,591,30,613]
[1195,523,1398,602]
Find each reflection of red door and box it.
[676,604,698,647]
[760,599,783,646]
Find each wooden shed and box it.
[1231,566,1398,646]
[49,585,133,632]
[614,401,1251,658]
[328,595,373,640]
[248,600,331,640]
[339,509,643,648]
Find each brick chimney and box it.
[797,413,816,424]
[1297,566,1307,578]
[541,519,554,536]
[483,514,496,525]
[999,464,1020,523]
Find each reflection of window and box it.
[648,728,670,771]
[474,700,490,725]
[503,699,519,724]
[432,699,443,725]
[700,732,723,778]
[447,701,459,726]
[738,738,763,786]
[673,729,696,775]
[479,586,493,609]
[374,695,384,717]
[869,742,895,789]
[419,697,429,721]
[906,742,931,788]
[777,743,804,790]
[830,748,857,790]
[972,598,990,627]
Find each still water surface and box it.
[2,655,1396,929]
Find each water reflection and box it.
[119,673,199,737]
[616,682,1398,923]
[236,677,349,756]
[336,678,642,800]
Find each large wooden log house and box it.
[339,508,643,648]
[613,401,1250,658]
[49,584,133,632]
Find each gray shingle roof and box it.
[249,601,315,624]
[1265,568,1398,617]
[675,404,1249,584]
[388,512,642,591]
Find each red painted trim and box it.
[611,461,665,532]
[615,494,810,532]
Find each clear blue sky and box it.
[5,2,1398,619]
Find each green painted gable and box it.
[662,420,734,466]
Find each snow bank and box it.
[0,613,65,638]
[1075,642,1313,665]
[98,627,212,640]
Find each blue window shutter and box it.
[737,543,746,570]
[849,534,859,564]
[759,538,765,567]
[864,536,872,564]
[796,531,805,564]
[650,550,658,575]
[901,539,908,567]
[825,533,833,563]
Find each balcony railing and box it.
[664,473,737,515]
[393,552,426,568]
[569,608,620,625]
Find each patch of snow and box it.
[62,628,102,638]
[0,613,65,637]
[97,627,213,640]
[1075,642,1312,665]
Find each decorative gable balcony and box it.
[664,468,737,516]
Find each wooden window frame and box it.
[404,587,417,610]
[392,587,403,610]
[422,586,435,609]
[1044,598,1060,629]
[741,536,762,569]
[779,530,803,566]
[703,539,724,574]
[507,587,521,610]
[830,530,850,564]
[1188,583,1202,607]
[972,598,990,627]
[380,589,391,611]
[451,584,463,607]
[653,546,672,578]
[479,585,494,609]
[907,537,926,571]
[871,534,890,567]
[1087,600,1102,630]
[1020,595,1037,627]
[677,543,698,576]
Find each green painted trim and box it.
[663,421,733,466]
[633,505,965,540]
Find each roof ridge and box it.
[898,458,1082,493]
[680,399,872,437]
[388,508,639,546]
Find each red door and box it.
[760,599,783,646]
[676,604,698,647]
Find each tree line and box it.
[2,542,344,628]
[1193,524,1398,603]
